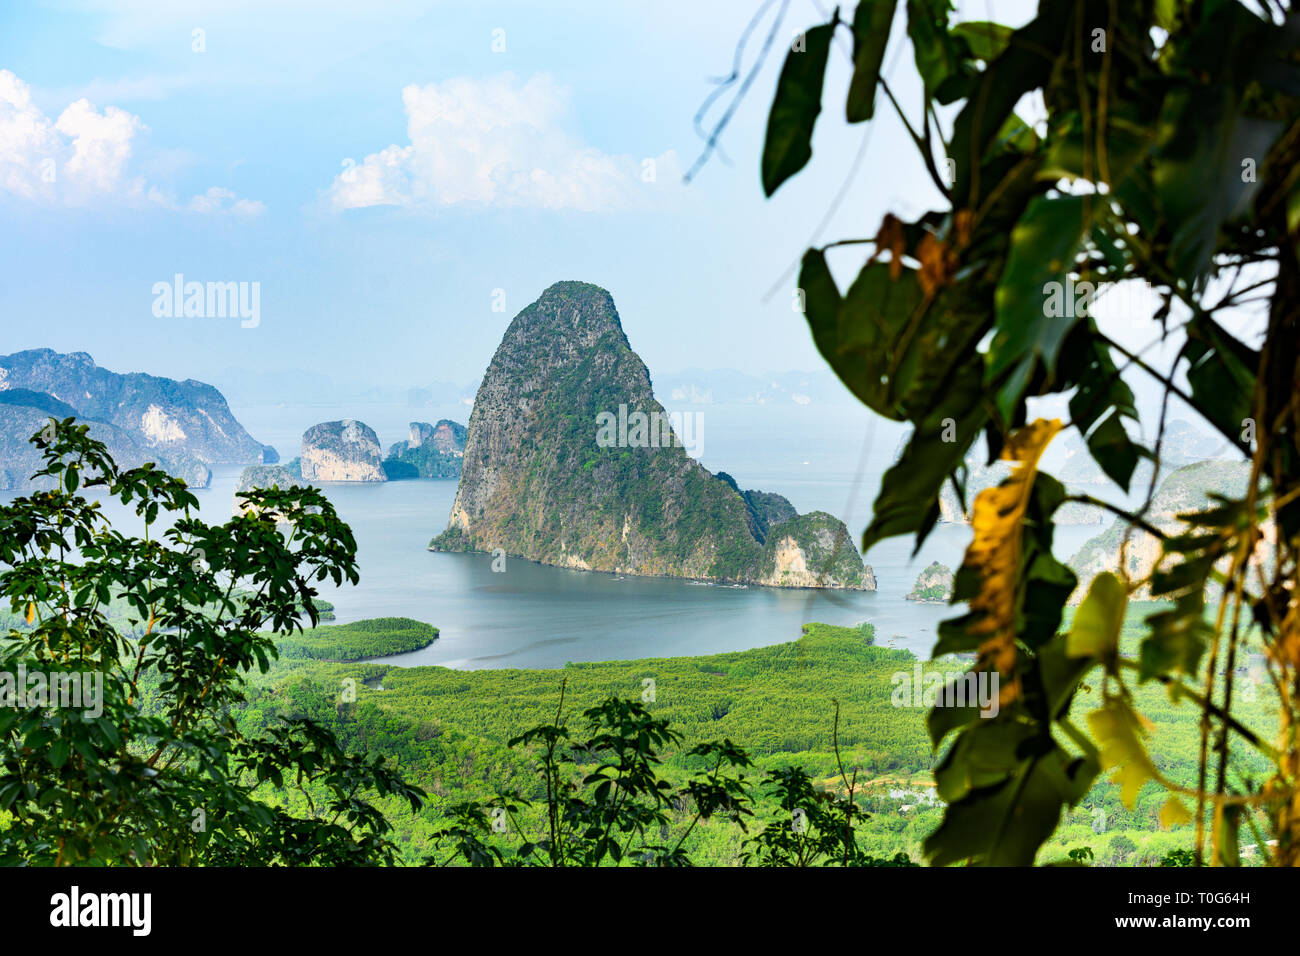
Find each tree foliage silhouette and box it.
[756,0,1300,865]
[0,420,423,865]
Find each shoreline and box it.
[425,542,875,593]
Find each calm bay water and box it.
[8,400,1102,669]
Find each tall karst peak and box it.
[508,281,625,343]
[431,282,873,590]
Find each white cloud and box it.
[187,186,266,217]
[54,97,145,196]
[0,69,263,215]
[327,73,676,213]
[0,70,72,202]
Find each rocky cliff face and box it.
[420,420,467,456]
[429,281,872,589]
[1067,460,1262,600]
[384,419,467,479]
[0,385,212,489]
[233,464,303,516]
[300,420,387,482]
[0,350,275,480]
[755,512,874,589]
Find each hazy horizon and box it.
[0,0,1257,448]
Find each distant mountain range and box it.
[653,368,851,407]
[1067,459,1261,600]
[1049,418,1230,486]
[0,349,274,489]
[210,367,478,408]
[210,365,851,410]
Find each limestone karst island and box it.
[430,281,874,590]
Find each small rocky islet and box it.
[272,418,468,484]
[905,562,954,603]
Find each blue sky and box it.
[0,0,1034,393]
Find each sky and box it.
[0,0,1052,395]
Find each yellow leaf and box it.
[1086,694,1159,808]
[1159,796,1192,829]
[24,602,35,624]
[954,208,974,248]
[1067,571,1127,669]
[917,234,954,298]
[869,213,907,281]
[961,417,1062,702]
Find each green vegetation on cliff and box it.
[757,511,872,589]
[906,562,954,602]
[384,420,466,479]
[430,281,868,588]
[716,470,797,543]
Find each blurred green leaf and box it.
[987,194,1093,419]
[847,0,897,122]
[761,20,834,196]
